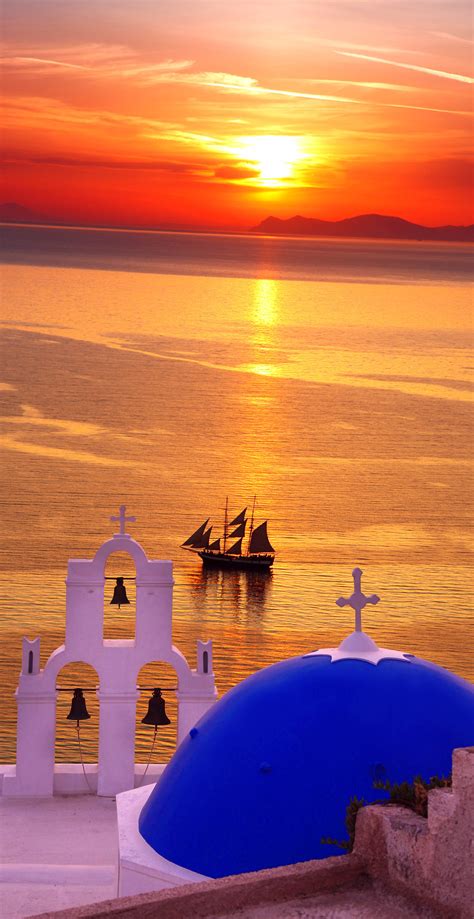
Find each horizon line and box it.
[1,209,473,235]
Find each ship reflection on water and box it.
[183,564,273,622]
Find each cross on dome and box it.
[307,567,410,664]
[110,505,136,537]
[336,567,380,633]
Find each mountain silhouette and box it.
[251,213,474,243]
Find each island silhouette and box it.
[252,213,474,243]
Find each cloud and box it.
[1,95,178,133]
[214,164,261,179]
[3,152,212,174]
[3,95,117,127]
[105,58,195,82]
[336,51,474,84]
[7,55,87,71]
[314,38,421,55]
[202,76,472,117]
[5,38,471,113]
[2,43,194,81]
[430,31,473,46]
[302,79,417,93]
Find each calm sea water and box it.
[1,224,473,762]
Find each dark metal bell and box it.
[110,577,130,608]
[141,688,171,727]
[67,688,91,723]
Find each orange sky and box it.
[2,0,473,228]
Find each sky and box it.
[2,0,473,228]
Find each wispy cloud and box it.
[153,71,256,90]
[2,152,216,175]
[337,51,474,84]
[8,55,87,71]
[315,38,420,55]
[2,95,176,132]
[2,43,194,81]
[430,31,473,46]
[205,79,363,105]
[201,76,472,117]
[301,79,417,93]
[214,164,261,179]
[2,95,105,126]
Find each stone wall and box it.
[354,746,474,919]
[31,854,366,919]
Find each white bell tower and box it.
[3,507,218,797]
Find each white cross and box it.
[110,505,136,536]
[336,567,380,633]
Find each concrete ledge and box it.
[29,853,366,918]
[0,764,166,797]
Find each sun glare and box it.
[238,135,305,186]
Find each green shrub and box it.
[373,774,451,818]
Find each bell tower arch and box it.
[103,549,136,640]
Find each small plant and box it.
[321,773,452,851]
[374,774,452,818]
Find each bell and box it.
[110,577,130,609]
[67,688,91,724]
[141,688,171,727]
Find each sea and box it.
[1,223,473,763]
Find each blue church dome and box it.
[139,572,474,880]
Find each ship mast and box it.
[247,495,256,555]
[223,496,229,553]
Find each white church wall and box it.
[97,690,140,796]
[8,690,57,796]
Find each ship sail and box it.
[208,538,221,551]
[181,519,210,547]
[229,508,247,526]
[226,538,243,555]
[199,527,212,548]
[248,521,274,554]
[228,521,246,539]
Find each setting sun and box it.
[238,136,305,186]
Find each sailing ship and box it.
[181,498,275,569]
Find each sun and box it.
[238,135,305,186]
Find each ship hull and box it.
[198,550,274,570]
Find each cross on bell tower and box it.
[110,505,136,537]
[336,567,380,633]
